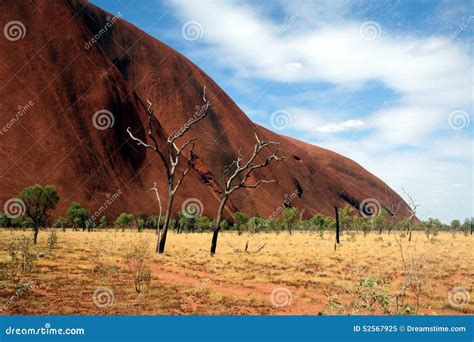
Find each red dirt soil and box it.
[0,0,411,220]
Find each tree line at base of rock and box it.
[1,185,472,248]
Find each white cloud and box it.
[316,119,366,133]
[169,0,473,222]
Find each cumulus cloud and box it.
[169,0,473,222]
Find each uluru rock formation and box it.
[0,0,411,221]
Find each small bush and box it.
[124,239,152,293]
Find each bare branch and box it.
[127,127,156,150]
[168,87,210,144]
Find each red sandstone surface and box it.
[0,0,410,220]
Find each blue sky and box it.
[92,0,473,223]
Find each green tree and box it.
[372,209,387,235]
[67,202,89,231]
[450,219,461,231]
[356,217,371,236]
[196,216,212,232]
[219,219,229,231]
[20,185,60,244]
[312,214,325,238]
[461,218,472,236]
[115,212,133,230]
[248,216,266,233]
[146,215,160,230]
[340,205,356,233]
[234,212,249,236]
[99,216,108,229]
[0,213,11,228]
[282,207,297,235]
[52,216,68,231]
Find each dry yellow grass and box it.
[0,229,472,315]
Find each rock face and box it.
[0,0,410,221]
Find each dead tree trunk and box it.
[210,132,284,256]
[33,225,39,245]
[128,87,210,254]
[335,206,340,244]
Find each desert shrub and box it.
[115,212,133,230]
[312,214,325,238]
[196,216,212,232]
[247,216,266,233]
[355,276,392,314]
[282,207,297,234]
[219,219,229,231]
[146,216,159,230]
[124,239,152,293]
[52,216,68,231]
[47,228,58,251]
[234,212,248,235]
[67,202,89,230]
[98,216,108,229]
[137,218,145,231]
[0,213,11,228]
[7,237,37,274]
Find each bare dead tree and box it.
[148,182,163,239]
[334,206,340,250]
[210,132,284,255]
[402,188,419,242]
[127,87,210,253]
[384,185,402,235]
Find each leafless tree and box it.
[148,182,162,239]
[210,132,284,255]
[384,185,402,235]
[402,188,419,242]
[127,87,210,253]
